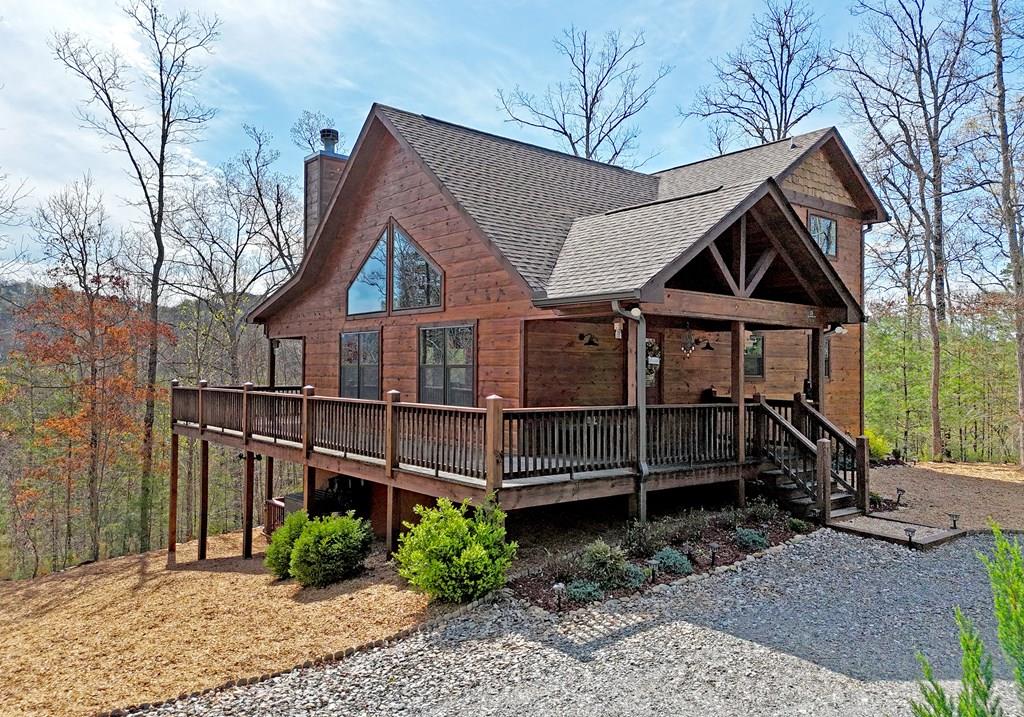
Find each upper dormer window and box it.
[347,220,442,316]
[808,213,837,258]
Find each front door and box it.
[645,333,663,405]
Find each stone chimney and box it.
[304,128,348,247]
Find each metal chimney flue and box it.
[320,128,339,154]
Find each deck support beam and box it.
[614,300,649,523]
[731,321,747,508]
[243,451,255,559]
[264,456,274,536]
[199,439,209,560]
[384,390,401,553]
[301,384,315,513]
[167,431,178,567]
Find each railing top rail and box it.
[394,401,487,414]
[648,402,738,409]
[758,399,818,454]
[308,395,385,406]
[504,404,636,415]
[247,389,303,399]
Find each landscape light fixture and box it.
[647,558,660,583]
[948,513,960,529]
[896,488,906,507]
[904,527,917,547]
[553,582,566,610]
[709,542,720,566]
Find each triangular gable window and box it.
[346,220,443,316]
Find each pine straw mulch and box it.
[0,531,451,717]
[871,461,1024,530]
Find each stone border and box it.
[95,590,502,717]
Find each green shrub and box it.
[264,509,308,579]
[912,525,1024,716]
[671,510,709,542]
[747,497,781,524]
[579,539,629,589]
[622,519,669,558]
[289,512,372,588]
[787,517,812,535]
[734,527,769,551]
[622,563,649,590]
[712,507,745,529]
[395,497,517,603]
[864,427,892,460]
[565,579,604,603]
[655,547,693,576]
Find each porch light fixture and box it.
[578,332,599,347]
[702,340,715,351]
[613,317,625,340]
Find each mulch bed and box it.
[510,514,800,612]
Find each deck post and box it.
[816,437,832,525]
[242,381,253,445]
[168,431,178,567]
[197,379,208,432]
[792,392,805,434]
[384,390,401,554]
[731,321,746,508]
[485,395,504,497]
[267,338,277,387]
[199,438,209,560]
[301,385,315,513]
[752,392,765,458]
[856,435,870,513]
[810,328,826,414]
[243,450,255,558]
[264,456,274,532]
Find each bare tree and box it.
[687,0,836,148]
[290,109,339,153]
[839,0,983,460]
[0,167,29,275]
[498,26,671,166]
[52,0,220,550]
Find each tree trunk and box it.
[138,246,163,552]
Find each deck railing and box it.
[170,383,864,509]
[502,406,637,479]
[646,404,738,467]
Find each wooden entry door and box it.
[645,333,664,405]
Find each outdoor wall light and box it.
[613,317,625,340]
[578,333,599,347]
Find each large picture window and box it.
[419,325,474,407]
[346,219,442,316]
[340,331,380,400]
[808,213,838,257]
[744,334,765,379]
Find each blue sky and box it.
[0,0,865,269]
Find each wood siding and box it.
[267,128,536,408]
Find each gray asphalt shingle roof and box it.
[377,106,839,301]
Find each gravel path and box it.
[144,531,1017,717]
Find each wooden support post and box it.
[816,437,832,525]
[301,384,315,512]
[264,456,275,531]
[199,439,209,560]
[731,321,746,507]
[625,322,639,405]
[197,379,208,431]
[384,390,401,554]
[810,328,826,414]
[752,392,765,457]
[243,451,254,559]
[242,381,253,445]
[167,432,178,567]
[485,395,504,497]
[792,392,805,434]
[267,338,277,387]
[856,436,870,513]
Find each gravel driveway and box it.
[145,531,1016,717]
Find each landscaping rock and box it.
[140,531,1017,717]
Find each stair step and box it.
[830,506,862,520]
[788,491,853,506]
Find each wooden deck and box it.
[167,383,868,560]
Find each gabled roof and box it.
[250,104,883,323]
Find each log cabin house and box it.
[167,104,888,563]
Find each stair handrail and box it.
[756,397,819,498]
[793,395,857,495]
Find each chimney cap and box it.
[320,128,340,154]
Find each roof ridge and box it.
[651,127,834,176]
[594,178,767,218]
[374,103,656,179]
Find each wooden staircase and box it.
[752,395,869,523]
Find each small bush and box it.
[395,497,517,603]
[290,512,373,588]
[671,510,709,542]
[655,547,693,576]
[787,517,812,534]
[264,509,308,579]
[579,539,629,589]
[746,497,781,524]
[622,519,669,558]
[864,428,893,460]
[622,563,649,590]
[734,527,769,551]
[565,579,604,603]
[712,507,745,530]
